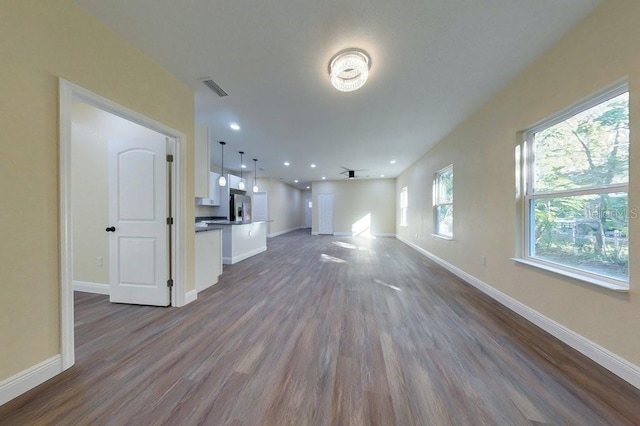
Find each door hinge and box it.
[166,217,174,225]
[167,279,174,288]
[166,154,174,163]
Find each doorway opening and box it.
[59,79,186,371]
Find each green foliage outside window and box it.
[530,92,630,281]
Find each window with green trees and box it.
[434,165,453,238]
[522,84,630,284]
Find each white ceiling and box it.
[76,0,601,189]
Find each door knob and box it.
[105,226,116,232]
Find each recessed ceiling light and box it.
[306,186,310,189]
[322,176,326,180]
[230,123,240,131]
[284,162,290,166]
[294,179,299,183]
[380,174,385,177]
[241,164,246,169]
[310,164,316,168]
[390,160,396,164]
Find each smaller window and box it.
[434,166,453,237]
[400,186,408,227]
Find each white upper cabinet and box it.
[194,123,210,198]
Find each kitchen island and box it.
[219,221,267,264]
[197,219,268,265]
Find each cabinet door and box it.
[194,124,210,198]
[209,172,221,206]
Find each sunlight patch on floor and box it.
[374,279,402,292]
[321,254,348,264]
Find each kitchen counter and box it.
[195,217,267,264]
[195,224,224,233]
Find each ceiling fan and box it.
[339,166,367,179]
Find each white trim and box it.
[397,236,640,390]
[432,234,454,241]
[59,80,75,371]
[268,227,302,238]
[184,289,198,305]
[311,232,320,236]
[373,233,396,238]
[512,258,628,292]
[59,79,188,368]
[222,246,267,265]
[73,281,109,295]
[0,355,62,406]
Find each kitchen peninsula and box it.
[197,218,267,265]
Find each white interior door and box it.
[304,198,312,228]
[108,137,170,306]
[318,194,334,235]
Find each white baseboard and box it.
[0,355,63,406]
[73,280,109,295]
[397,236,640,390]
[268,227,301,238]
[184,289,198,305]
[334,232,397,238]
[373,233,396,238]
[223,246,267,265]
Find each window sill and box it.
[511,258,629,292]
[432,234,454,241]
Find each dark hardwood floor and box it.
[2,229,639,425]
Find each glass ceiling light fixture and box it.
[218,141,227,187]
[238,151,246,190]
[329,48,371,92]
[252,159,259,193]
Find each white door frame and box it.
[58,79,187,370]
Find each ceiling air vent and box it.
[200,79,228,97]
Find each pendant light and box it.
[252,159,259,192]
[238,151,246,190]
[218,141,227,186]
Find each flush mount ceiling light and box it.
[230,123,240,131]
[329,49,371,92]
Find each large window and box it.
[400,186,408,227]
[434,165,453,238]
[520,84,629,287]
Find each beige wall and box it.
[71,102,164,285]
[397,0,640,365]
[0,1,194,380]
[262,178,303,236]
[312,179,396,236]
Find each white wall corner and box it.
[396,235,640,391]
[0,355,63,407]
[73,281,109,295]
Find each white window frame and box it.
[399,186,408,227]
[515,81,630,291]
[433,165,453,239]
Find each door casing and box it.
[59,79,187,370]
